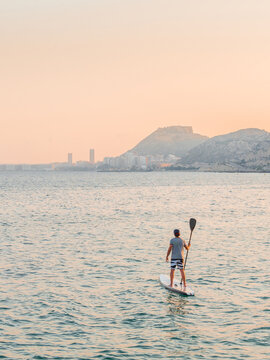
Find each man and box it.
[166,229,191,290]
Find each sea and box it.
[0,171,269,360]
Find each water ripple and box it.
[0,171,269,359]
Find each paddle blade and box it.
[189,218,196,231]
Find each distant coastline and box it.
[0,167,269,174]
[1,126,269,173]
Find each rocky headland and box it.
[175,128,270,172]
[126,126,208,157]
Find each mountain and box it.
[126,126,208,157]
[177,128,270,172]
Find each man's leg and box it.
[180,269,187,288]
[170,268,175,287]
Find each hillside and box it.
[126,126,208,157]
[177,128,270,172]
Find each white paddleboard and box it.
[159,274,194,296]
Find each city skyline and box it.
[1,1,270,164]
[0,124,269,165]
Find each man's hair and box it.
[174,229,180,237]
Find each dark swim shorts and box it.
[170,259,183,270]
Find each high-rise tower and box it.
[89,149,95,164]
[68,153,72,166]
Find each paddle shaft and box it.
[180,229,194,285]
[184,230,193,269]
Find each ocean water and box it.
[0,171,269,360]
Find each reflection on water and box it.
[167,293,190,316]
[0,171,269,359]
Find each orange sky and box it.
[1,0,270,163]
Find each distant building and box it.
[90,149,95,164]
[103,157,111,165]
[6,164,16,170]
[68,153,73,166]
[22,164,32,171]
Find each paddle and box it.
[184,218,196,269]
[181,218,196,285]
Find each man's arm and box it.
[184,241,191,251]
[166,244,173,262]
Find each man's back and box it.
[170,237,185,260]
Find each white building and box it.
[68,153,73,166]
[89,149,95,164]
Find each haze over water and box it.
[0,171,269,359]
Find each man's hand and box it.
[166,245,172,262]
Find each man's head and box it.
[174,229,180,237]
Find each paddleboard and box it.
[159,274,194,296]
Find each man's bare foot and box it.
[170,283,173,287]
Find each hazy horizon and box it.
[0,125,268,165]
[1,1,270,163]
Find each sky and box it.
[1,0,270,163]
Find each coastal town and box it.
[0,150,179,172]
[1,126,269,172]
